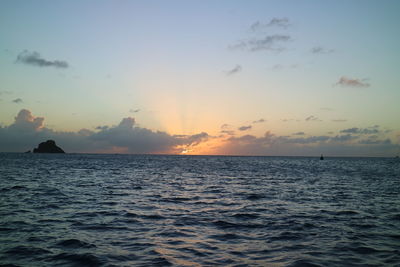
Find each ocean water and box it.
[0,153,399,267]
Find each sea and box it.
[0,153,399,267]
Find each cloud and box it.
[12,98,23,104]
[221,124,231,129]
[226,65,242,75]
[230,34,291,52]
[220,130,235,135]
[230,18,291,52]
[358,138,391,145]
[96,125,109,130]
[2,110,397,157]
[340,126,380,135]
[305,115,321,122]
[248,35,291,52]
[129,109,140,113]
[282,118,295,122]
[0,109,209,154]
[252,119,265,124]
[335,76,370,88]
[10,109,44,132]
[330,134,358,142]
[16,50,68,69]
[238,125,252,131]
[311,46,334,54]
[214,130,398,157]
[250,18,291,31]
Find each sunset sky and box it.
[1,0,399,156]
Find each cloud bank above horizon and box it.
[0,110,398,157]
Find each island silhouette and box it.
[33,140,65,153]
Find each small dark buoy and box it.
[320,154,324,160]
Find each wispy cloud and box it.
[221,124,231,129]
[238,125,252,131]
[250,18,291,31]
[340,126,380,135]
[335,76,370,88]
[16,50,69,69]
[220,130,235,135]
[12,98,23,104]
[252,118,265,124]
[311,46,334,54]
[226,65,242,75]
[95,125,109,130]
[293,132,305,136]
[230,18,292,52]
[305,115,321,122]
[129,109,140,113]
[230,35,291,52]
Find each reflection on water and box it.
[0,153,399,266]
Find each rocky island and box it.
[33,140,65,153]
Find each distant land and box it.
[30,140,65,153]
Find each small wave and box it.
[158,230,193,238]
[75,224,130,231]
[162,197,191,203]
[213,220,264,229]
[350,246,381,254]
[287,259,322,267]
[334,210,359,216]
[0,185,28,192]
[131,185,143,190]
[139,214,165,220]
[245,193,264,201]
[11,185,28,190]
[51,252,103,266]
[180,247,209,257]
[166,240,184,245]
[6,246,51,257]
[390,214,400,220]
[386,234,400,240]
[232,213,259,219]
[106,253,140,262]
[146,256,172,266]
[270,231,302,241]
[213,220,239,228]
[56,239,96,248]
[209,233,243,241]
[348,223,375,229]
[124,211,138,217]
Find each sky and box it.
[0,0,399,156]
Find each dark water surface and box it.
[0,153,399,266]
